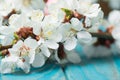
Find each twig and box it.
[0,45,12,51]
[0,32,114,51]
[90,32,114,40]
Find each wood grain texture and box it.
[64,44,120,80]
[1,44,120,80]
[1,63,66,80]
[64,57,120,80]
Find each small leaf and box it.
[0,51,2,56]
[61,8,73,20]
[14,33,19,40]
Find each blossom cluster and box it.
[84,10,120,58]
[0,0,103,74]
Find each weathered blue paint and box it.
[1,63,66,80]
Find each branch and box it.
[0,45,12,51]
[0,32,114,51]
[90,32,114,40]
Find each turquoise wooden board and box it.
[1,63,66,80]
[64,44,120,80]
[64,57,120,80]
[113,56,120,72]
[0,75,2,80]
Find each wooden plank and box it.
[113,56,120,74]
[64,57,120,80]
[64,44,120,80]
[1,63,66,80]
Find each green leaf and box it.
[61,8,73,19]
[0,51,2,56]
[14,32,19,40]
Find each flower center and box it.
[22,0,32,7]
[19,44,30,56]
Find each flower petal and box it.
[13,40,23,49]
[77,31,92,44]
[50,32,62,42]
[24,38,38,49]
[65,50,81,63]
[45,40,59,49]
[29,50,35,64]
[32,53,45,67]
[1,56,18,74]
[41,44,51,57]
[70,18,83,31]
[112,27,120,40]
[17,60,30,73]
[64,37,77,51]
[8,48,19,56]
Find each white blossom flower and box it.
[54,49,81,64]
[7,0,45,13]
[108,10,120,27]
[60,18,92,51]
[1,55,19,74]
[9,13,42,36]
[83,20,116,58]
[33,15,61,60]
[1,55,30,74]
[8,38,38,67]
[0,0,104,74]
[0,0,14,16]
[30,10,44,22]
[109,10,120,53]
[112,27,120,53]
[0,26,15,46]
[48,0,101,18]
[83,45,112,58]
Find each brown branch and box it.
[0,45,12,51]
[90,32,114,40]
[0,49,9,56]
[0,32,114,51]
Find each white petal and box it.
[10,14,30,29]
[85,4,101,18]
[1,36,13,46]
[85,17,91,27]
[38,38,44,45]
[45,40,59,49]
[65,50,81,63]
[112,27,120,40]
[50,33,62,42]
[1,56,18,74]
[70,18,83,31]
[13,40,23,49]
[54,50,61,63]
[41,44,51,57]
[83,45,95,58]
[17,60,30,73]
[30,10,44,22]
[93,46,111,58]
[29,50,35,64]
[8,49,19,56]
[33,23,41,35]
[77,31,92,44]
[0,26,15,35]
[32,53,45,67]
[64,37,77,51]
[24,38,38,49]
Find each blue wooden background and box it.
[1,44,120,80]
